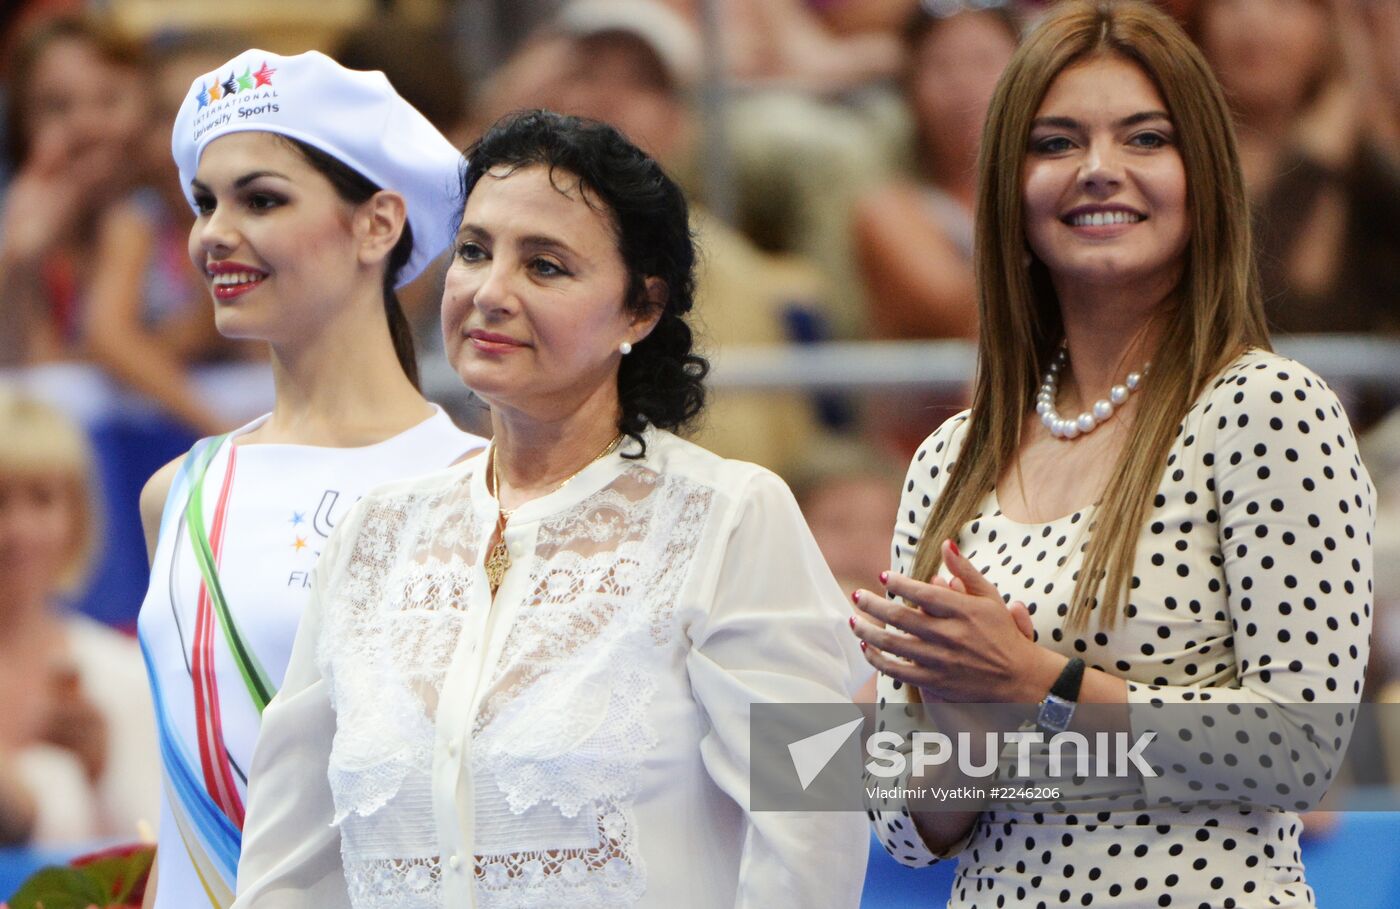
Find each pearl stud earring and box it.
[619,341,633,355]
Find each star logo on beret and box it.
[195,82,211,108]
[237,67,254,91]
[221,71,239,96]
[253,62,276,88]
[208,80,221,102]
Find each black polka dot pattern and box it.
[870,350,1374,907]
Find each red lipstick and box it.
[205,260,269,301]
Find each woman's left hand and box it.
[851,539,1063,703]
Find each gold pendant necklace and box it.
[485,433,623,595]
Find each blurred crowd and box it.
[0,0,1398,848]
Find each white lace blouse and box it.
[232,428,869,909]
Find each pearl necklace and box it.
[1036,345,1147,440]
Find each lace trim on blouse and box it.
[319,466,714,907]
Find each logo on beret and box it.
[190,60,281,141]
[195,61,276,109]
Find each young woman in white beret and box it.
[137,50,484,909]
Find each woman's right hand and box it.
[41,667,109,782]
[0,124,107,270]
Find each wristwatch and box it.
[1035,657,1085,735]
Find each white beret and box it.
[171,49,463,288]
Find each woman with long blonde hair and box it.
[0,392,159,846]
[851,2,1373,905]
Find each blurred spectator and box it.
[0,16,146,367]
[661,0,904,92]
[80,31,261,439]
[480,0,701,162]
[725,88,903,338]
[335,15,478,362]
[1194,0,1400,337]
[475,29,578,129]
[487,0,849,474]
[1362,410,1400,696]
[689,0,911,334]
[848,2,1019,457]
[478,0,904,341]
[469,0,906,94]
[812,0,922,36]
[853,2,1019,339]
[0,391,158,845]
[336,17,475,152]
[456,0,570,79]
[1357,410,1400,789]
[790,442,904,594]
[1154,0,1199,26]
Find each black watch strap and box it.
[1049,657,1086,702]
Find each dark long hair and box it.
[460,110,708,457]
[280,138,420,389]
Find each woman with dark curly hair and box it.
[232,110,868,909]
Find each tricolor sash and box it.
[142,434,281,907]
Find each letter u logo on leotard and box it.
[313,489,343,539]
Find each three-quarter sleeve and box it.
[1126,363,1375,809]
[233,508,359,909]
[685,468,869,908]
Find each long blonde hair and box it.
[0,390,100,594]
[910,0,1270,630]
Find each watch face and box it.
[1038,697,1075,733]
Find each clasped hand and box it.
[850,539,1062,704]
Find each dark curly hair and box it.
[459,110,708,458]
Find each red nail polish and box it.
[848,615,856,630]
[851,590,861,604]
[948,540,961,559]
[879,571,889,585]
[860,640,868,651]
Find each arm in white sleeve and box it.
[1127,365,1375,810]
[685,468,868,908]
[233,513,355,909]
[868,416,975,867]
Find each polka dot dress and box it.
[870,349,1375,908]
